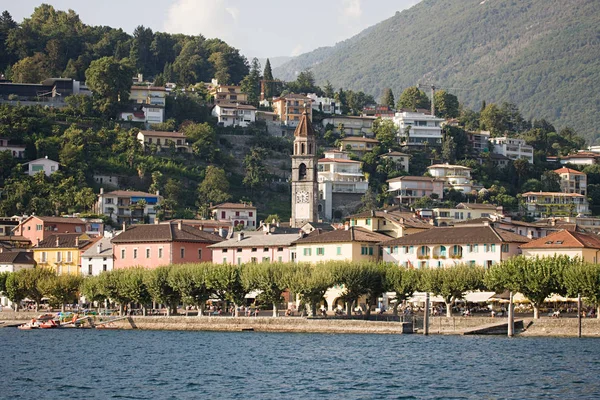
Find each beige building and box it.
[137,131,191,153]
[554,167,587,196]
[339,137,380,155]
[520,230,600,263]
[209,84,248,104]
[347,210,432,239]
[272,94,312,127]
[379,151,411,172]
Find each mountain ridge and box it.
[274,0,600,141]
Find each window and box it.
[103,264,107,272]
[278,257,283,262]
[366,218,371,226]
[36,224,43,231]
[336,247,342,256]
[88,265,93,275]
[146,248,151,258]
[237,248,242,253]
[491,244,496,252]
[303,248,312,256]
[235,211,240,216]
[198,249,202,259]
[316,247,325,256]
[249,212,253,217]
[501,244,509,253]
[158,248,163,258]
[251,248,257,252]
[121,249,126,259]
[251,257,257,263]
[409,246,414,254]
[237,257,242,265]
[41,252,47,262]
[361,246,374,256]
[262,257,270,263]
[222,249,228,253]
[263,248,269,252]
[180,248,185,258]
[369,247,374,256]
[66,252,72,263]
[223,257,227,264]
[277,247,283,252]
[133,249,138,259]
[57,252,62,262]
[484,244,489,253]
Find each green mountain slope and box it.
[274,0,600,141]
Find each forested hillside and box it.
[274,0,600,142]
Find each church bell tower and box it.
[290,110,318,228]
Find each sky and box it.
[7,0,421,59]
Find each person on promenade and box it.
[285,308,292,317]
[246,307,252,317]
[253,307,259,317]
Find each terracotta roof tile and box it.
[553,167,585,175]
[111,223,223,244]
[520,230,600,249]
[294,112,315,137]
[381,225,530,246]
[210,203,256,210]
[36,233,90,249]
[0,251,35,264]
[292,227,390,245]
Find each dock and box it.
[461,320,524,335]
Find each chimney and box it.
[237,232,244,242]
[218,227,224,237]
[100,187,104,194]
[97,242,103,254]
[178,220,182,230]
[37,238,41,246]
[55,236,60,247]
[350,226,355,241]
[0,248,3,253]
[345,223,349,231]
[156,190,160,197]
[122,222,126,232]
[75,236,79,247]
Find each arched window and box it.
[301,143,305,154]
[299,163,307,180]
[295,143,298,155]
[318,204,323,213]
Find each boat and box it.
[39,319,59,329]
[18,323,39,330]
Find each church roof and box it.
[294,112,315,137]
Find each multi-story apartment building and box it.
[208,232,298,264]
[321,115,376,137]
[306,93,341,115]
[381,224,529,269]
[12,216,97,245]
[339,136,380,155]
[424,203,503,226]
[489,136,534,164]
[522,191,590,218]
[390,110,444,146]
[554,167,587,195]
[33,233,96,275]
[466,131,490,154]
[520,230,600,263]
[379,151,411,172]
[120,85,166,124]
[80,236,113,276]
[318,151,368,220]
[209,84,248,104]
[387,176,445,205]
[272,94,312,127]
[96,189,161,225]
[137,130,191,153]
[210,202,257,230]
[212,103,257,127]
[427,164,474,192]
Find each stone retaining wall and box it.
[520,318,600,337]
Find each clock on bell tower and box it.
[290,109,318,228]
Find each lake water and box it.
[1,329,599,399]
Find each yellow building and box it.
[272,94,312,127]
[347,210,432,239]
[33,233,95,275]
[520,229,600,263]
[292,226,389,263]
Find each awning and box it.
[407,292,444,304]
[464,291,496,303]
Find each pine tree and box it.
[263,58,273,99]
[380,88,395,108]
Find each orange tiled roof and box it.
[520,229,600,249]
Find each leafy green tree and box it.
[244,262,289,317]
[380,88,395,108]
[0,11,18,72]
[119,268,152,315]
[287,69,319,94]
[420,264,485,317]
[243,147,268,194]
[442,135,457,163]
[386,266,420,316]
[20,268,55,311]
[39,274,83,312]
[0,271,9,295]
[283,263,332,316]
[332,262,374,316]
[144,266,181,316]
[541,171,561,192]
[397,86,430,111]
[373,118,398,150]
[264,214,281,224]
[5,272,26,311]
[433,90,459,118]
[10,53,48,83]
[563,262,600,319]
[80,276,107,311]
[97,270,134,315]
[207,264,249,317]
[240,58,261,106]
[85,56,135,115]
[183,122,217,161]
[169,264,212,317]
[485,255,570,319]
[198,166,231,208]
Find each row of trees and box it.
[2,256,598,320]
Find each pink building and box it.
[13,216,92,245]
[208,232,299,265]
[380,224,530,269]
[111,222,223,269]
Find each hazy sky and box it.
[7,0,421,59]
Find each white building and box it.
[318,151,368,220]
[212,103,257,127]
[387,176,445,205]
[389,110,444,146]
[489,136,534,164]
[0,251,35,308]
[93,174,120,189]
[306,93,341,115]
[23,156,59,176]
[427,164,474,192]
[137,131,191,153]
[210,202,257,230]
[0,138,26,158]
[81,236,113,276]
[120,86,167,124]
[560,151,600,166]
[95,189,161,225]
